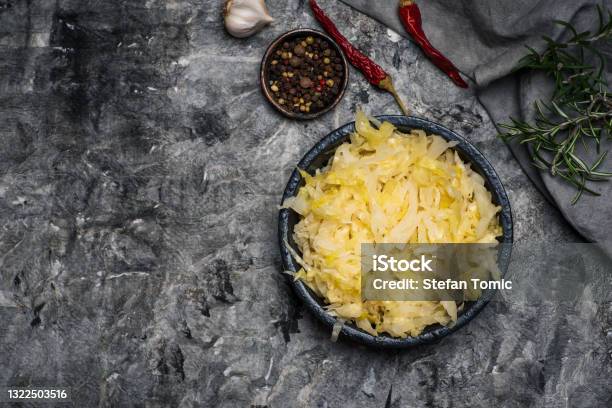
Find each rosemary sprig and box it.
[499,6,612,204]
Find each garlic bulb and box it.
[224,0,274,38]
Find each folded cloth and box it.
[340,0,612,247]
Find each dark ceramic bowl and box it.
[260,28,349,120]
[278,116,513,348]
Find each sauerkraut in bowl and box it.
[282,111,506,339]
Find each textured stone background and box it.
[0,0,610,407]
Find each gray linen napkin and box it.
[340,0,612,245]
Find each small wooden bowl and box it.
[260,28,349,120]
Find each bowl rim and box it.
[278,115,514,348]
[260,28,350,120]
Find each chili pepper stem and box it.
[309,0,413,114]
[378,76,410,116]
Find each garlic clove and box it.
[224,0,274,39]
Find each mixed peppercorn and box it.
[266,34,345,114]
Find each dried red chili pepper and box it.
[309,0,409,115]
[398,0,468,88]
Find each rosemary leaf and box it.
[499,6,612,203]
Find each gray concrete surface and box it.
[0,0,610,407]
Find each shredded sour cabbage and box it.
[284,111,502,338]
